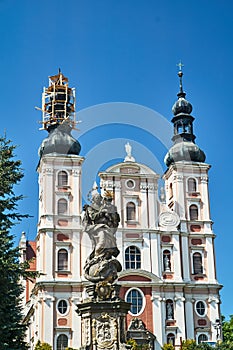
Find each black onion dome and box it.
[39,123,81,158]
[164,140,206,167]
[172,95,193,115]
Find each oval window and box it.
[126,288,144,315]
[195,301,206,316]
[57,299,68,315]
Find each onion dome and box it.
[164,140,206,166]
[172,95,192,115]
[164,64,206,167]
[39,123,81,158]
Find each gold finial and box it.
[177,61,184,73]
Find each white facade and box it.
[20,72,222,350]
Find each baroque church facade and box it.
[19,70,221,350]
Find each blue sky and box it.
[1,0,232,318]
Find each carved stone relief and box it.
[159,211,180,229]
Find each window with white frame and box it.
[125,246,141,269]
[57,299,69,315]
[126,288,145,315]
[57,334,68,350]
[57,198,68,215]
[58,249,68,271]
[189,204,198,220]
[193,252,203,274]
[126,202,136,221]
[188,178,197,192]
[198,334,208,344]
[58,170,68,187]
[195,300,206,317]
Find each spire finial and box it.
[176,61,185,96]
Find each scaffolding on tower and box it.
[39,70,77,130]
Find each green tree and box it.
[222,315,233,344]
[161,343,174,350]
[34,340,52,350]
[182,339,199,350]
[0,136,36,349]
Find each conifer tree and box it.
[0,135,35,349]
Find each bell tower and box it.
[163,65,221,342]
[33,71,84,348]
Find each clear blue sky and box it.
[1,0,232,318]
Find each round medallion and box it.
[159,211,180,228]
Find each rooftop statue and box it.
[124,142,135,162]
[83,191,122,284]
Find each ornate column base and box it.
[76,284,131,350]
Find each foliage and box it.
[126,339,150,350]
[182,339,198,349]
[222,315,233,344]
[127,339,142,350]
[0,136,37,349]
[161,343,174,350]
[161,326,233,350]
[216,343,233,350]
[35,340,52,349]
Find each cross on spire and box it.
[176,61,184,93]
[177,61,184,72]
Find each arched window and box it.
[198,334,208,344]
[163,250,171,272]
[188,178,197,192]
[167,333,175,346]
[193,252,203,274]
[126,289,144,315]
[57,334,68,350]
[125,246,141,269]
[58,171,68,187]
[189,204,198,220]
[166,299,174,320]
[126,202,136,221]
[58,249,68,271]
[195,301,206,317]
[57,199,68,215]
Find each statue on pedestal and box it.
[83,190,122,285]
[78,188,132,350]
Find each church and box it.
[19,69,222,350]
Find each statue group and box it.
[82,191,122,285]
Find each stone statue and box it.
[166,302,174,320]
[164,254,171,272]
[125,142,132,158]
[83,191,122,284]
[124,142,135,162]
